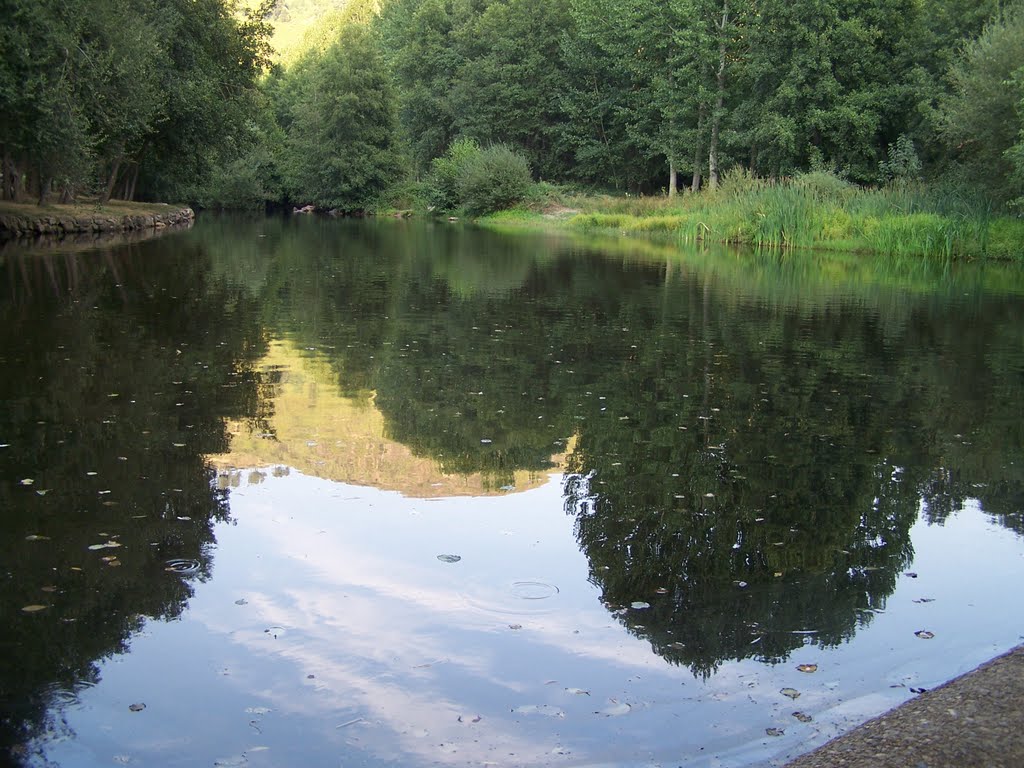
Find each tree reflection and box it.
[0,239,268,759]
[230,220,1024,675]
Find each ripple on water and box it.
[462,580,561,616]
[164,558,201,575]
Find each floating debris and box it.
[599,701,632,717]
[20,478,34,486]
[508,624,522,630]
[436,554,461,563]
[514,704,565,718]
[914,630,935,639]
[457,714,482,723]
[904,572,918,578]
[797,664,818,673]
[631,601,651,609]
[235,599,248,606]
[913,598,935,604]
[88,541,122,551]
[792,712,813,723]
[766,727,784,737]
[25,535,50,542]
[21,605,47,613]
[780,688,800,700]
[128,703,146,712]
[565,688,590,696]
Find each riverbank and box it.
[0,200,194,238]
[784,643,1024,767]
[474,176,1024,262]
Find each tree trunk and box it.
[708,0,729,190]
[1,148,10,200]
[125,163,139,201]
[668,158,678,197]
[692,103,706,192]
[102,154,122,204]
[38,175,53,206]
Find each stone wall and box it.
[0,207,195,238]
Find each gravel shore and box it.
[785,644,1024,768]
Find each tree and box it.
[281,25,400,209]
[938,2,1024,206]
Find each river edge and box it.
[783,644,1024,767]
[0,202,194,239]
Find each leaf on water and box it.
[792,712,812,723]
[565,688,590,696]
[41,586,57,593]
[35,490,49,496]
[630,601,650,609]
[904,572,918,578]
[25,535,50,541]
[780,688,800,700]
[244,707,272,716]
[914,630,935,639]
[88,541,122,550]
[480,438,493,444]
[436,554,461,563]
[213,756,247,767]
[107,559,122,567]
[21,605,47,613]
[797,664,818,673]
[514,704,565,718]
[20,478,34,486]
[599,701,632,717]
[913,598,935,603]
[235,599,248,606]
[655,587,668,594]
[508,624,522,630]
[128,703,146,712]
[766,727,784,737]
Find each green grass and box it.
[0,199,189,219]
[553,172,1023,261]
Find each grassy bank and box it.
[478,173,1024,261]
[0,200,187,219]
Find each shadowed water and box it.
[1,215,1022,767]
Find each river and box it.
[2,214,1023,767]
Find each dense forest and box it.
[2,0,1022,215]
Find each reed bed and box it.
[564,171,1023,261]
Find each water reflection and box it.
[0,237,267,755]
[2,215,1023,766]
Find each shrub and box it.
[456,144,533,216]
[427,138,481,211]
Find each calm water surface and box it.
[2,216,1023,767]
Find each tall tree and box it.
[937,1,1024,206]
[281,25,400,209]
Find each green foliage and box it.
[427,137,482,211]
[878,134,923,184]
[280,25,399,210]
[456,144,534,216]
[938,2,1024,207]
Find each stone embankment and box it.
[0,206,194,238]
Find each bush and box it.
[371,179,430,213]
[456,144,533,216]
[428,138,481,211]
